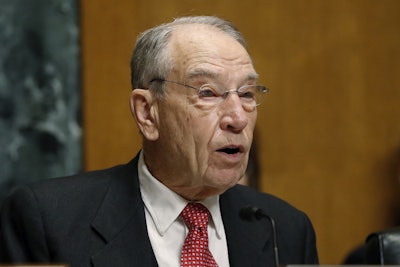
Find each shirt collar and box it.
[138,151,224,238]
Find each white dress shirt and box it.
[138,152,230,267]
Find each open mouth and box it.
[217,146,242,155]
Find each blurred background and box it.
[1,0,400,264]
[0,0,81,204]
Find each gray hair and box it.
[130,16,247,98]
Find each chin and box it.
[218,172,242,185]
[209,177,239,191]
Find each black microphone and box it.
[239,206,280,267]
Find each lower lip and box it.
[216,151,243,162]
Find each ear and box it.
[129,89,159,141]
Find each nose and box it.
[220,93,249,132]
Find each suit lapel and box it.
[90,156,158,267]
[86,157,275,267]
[220,186,276,267]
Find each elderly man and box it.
[0,16,318,266]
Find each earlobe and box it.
[129,89,159,141]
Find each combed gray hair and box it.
[130,16,247,98]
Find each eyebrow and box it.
[186,68,260,83]
[244,72,259,81]
[186,69,218,80]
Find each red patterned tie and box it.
[180,203,219,267]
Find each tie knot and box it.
[180,203,210,229]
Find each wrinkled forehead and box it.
[168,24,248,57]
[168,24,256,81]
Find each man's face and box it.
[146,25,259,200]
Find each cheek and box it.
[186,113,221,169]
[190,110,220,145]
[159,104,200,158]
[159,99,192,134]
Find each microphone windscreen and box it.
[239,206,260,222]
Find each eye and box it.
[238,86,256,100]
[197,84,218,98]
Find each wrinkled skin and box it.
[130,24,259,201]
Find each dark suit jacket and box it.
[0,155,318,266]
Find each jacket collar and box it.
[90,156,158,267]
[88,155,270,267]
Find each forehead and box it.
[168,24,256,81]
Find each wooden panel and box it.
[80,0,142,168]
[81,0,400,263]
